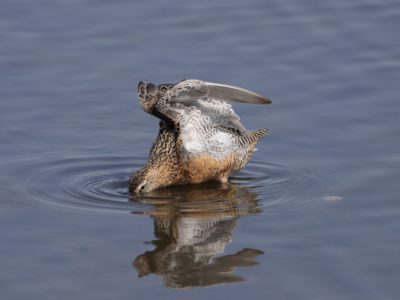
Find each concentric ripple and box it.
[233,160,325,214]
[7,155,324,215]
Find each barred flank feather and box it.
[249,128,268,144]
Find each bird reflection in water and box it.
[130,182,264,288]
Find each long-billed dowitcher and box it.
[129,79,271,193]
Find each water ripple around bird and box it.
[6,155,324,216]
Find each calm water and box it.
[1,0,400,299]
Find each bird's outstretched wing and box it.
[152,79,270,158]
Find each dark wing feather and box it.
[156,79,271,131]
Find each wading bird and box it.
[129,79,271,193]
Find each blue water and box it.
[1,0,400,299]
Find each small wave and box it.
[234,160,324,214]
[7,155,324,215]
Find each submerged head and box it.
[129,165,176,194]
[129,167,156,193]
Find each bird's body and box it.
[129,79,271,193]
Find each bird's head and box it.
[129,167,157,193]
[129,164,176,194]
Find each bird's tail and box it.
[247,128,268,145]
[137,81,159,114]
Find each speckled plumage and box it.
[129,79,271,193]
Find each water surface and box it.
[1,0,400,299]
